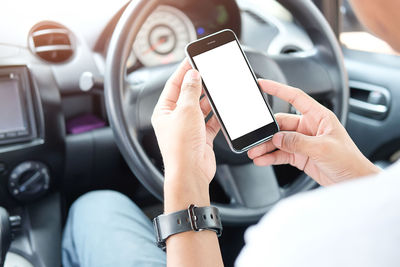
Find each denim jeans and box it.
[62,190,166,267]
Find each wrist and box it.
[164,171,210,213]
[354,156,381,178]
[364,161,381,176]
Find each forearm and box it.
[166,229,222,267]
[164,172,223,267]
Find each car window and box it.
[339,0,399,55]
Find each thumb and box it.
[177,69,202,107]
[272,131,315,155]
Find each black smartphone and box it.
[185,29,279,153]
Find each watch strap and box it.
[153,205,222,250]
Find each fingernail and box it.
[273,133,283,148]
[186,69,200,82]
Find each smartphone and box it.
[185,29,279,153]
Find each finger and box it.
[258,79,321,115]
[206,115,221,146]
[247,140,277,159]
[275,113,301,131]
[200,96,212,117]
[253,150,294,166]
[272,131,316,156]
[156,59,192,110]
[177,69,202,107]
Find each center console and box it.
[0,62,64,267]
[0,66,50,203]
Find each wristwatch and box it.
[153,204,223,250]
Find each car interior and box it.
[0,0,399,266]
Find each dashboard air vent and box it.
[28,21,74,63]
[281,45,301,54]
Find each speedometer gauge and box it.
[133,5,197,67]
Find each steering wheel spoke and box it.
[125,63,179,131]
[216,164,281,208]
[245,48,335,97]
[270,50,335,97]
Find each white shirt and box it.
[235,161,400,267]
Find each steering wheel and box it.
[105,0,348,224]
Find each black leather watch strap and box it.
[153,205,222,250]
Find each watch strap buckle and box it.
[187,204,199,231]
[152,217,166,249]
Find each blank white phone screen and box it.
[193,40,273,140]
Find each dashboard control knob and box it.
[8,161,50,202]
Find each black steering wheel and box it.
[104,0,348,224]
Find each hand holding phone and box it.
[247,79,381,186]
[152,60,222,213]
[186,29,279,153]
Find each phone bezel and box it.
[185,29,279,153]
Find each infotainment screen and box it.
[0,67,38,145]
[0,79,27,134]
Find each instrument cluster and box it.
[127,0,241,69]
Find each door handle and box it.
[349,80,390,120]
